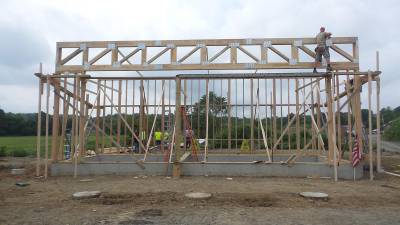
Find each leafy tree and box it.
[192,92,228,117]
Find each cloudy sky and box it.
[0,0,399,113]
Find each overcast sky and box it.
[0,0,399,113]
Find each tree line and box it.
[1,99,399,142]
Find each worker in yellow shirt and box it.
[155,131,162,146]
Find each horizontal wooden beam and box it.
[55,37,359,72]
[58,62,359,72]
[57,37,358,48]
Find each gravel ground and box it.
[0,156,400,225]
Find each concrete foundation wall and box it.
[83,154,319,163]
[51,154,363,180]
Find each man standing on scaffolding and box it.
[313,27,332,73]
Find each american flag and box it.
[352,135,362,167]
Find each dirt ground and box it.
[1,154,400,225]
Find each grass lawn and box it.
[0,135,129,157]
[0,136,52,157]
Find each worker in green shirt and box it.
[155,131,162,146]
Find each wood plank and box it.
[147,47,170,64]
[61,48,82,65]
[268,46,289,62]
[299,46,316,58]
[56,37,358,48]
[178,46,200,63]
[238,46,259,62]
[89,49,111,65]
[57,62,360,72]
[119,47,141,64]
[331,45,354,62]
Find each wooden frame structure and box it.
[56,37,359,72]
[35,37,382,181]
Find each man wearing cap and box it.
[313,27,332,73]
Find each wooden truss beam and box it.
[55,37,359,72]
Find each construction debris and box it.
[185,192,212,199]
[11,168,26,175]
[72,191,101,200]
[299,192,329,200]
[15,181,29,187]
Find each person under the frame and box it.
[313,27,333,73]
[130,131,140,153]
[185,129,194,148]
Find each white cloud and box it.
[0,0,399,112]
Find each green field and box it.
[0,136,52,157]
[0,135,131,157]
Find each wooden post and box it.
[228,79,232,150]
[353,71,363,169]
[316,80,322,153]
[280,79,283,149]
[124,80,128,150]
[78,78,87,158]
[35,67,43,177]
[117,80,122,151]
[71,74,81,157]
[272,79,277,150]
[131,80,136,149]
[204,79,209,161]
[110,80,114,151]
[311,78,316,150]
[95,80,100,152]
[161,80,165,152]
[376,77,382,172]
[71,77,76,157]
[139,80,144,153]
[325,75,335,164]
[173,77,182,178]
[295,79,300,152]
[302,78,306,150]
[73,76,80,177]
[250,78,254,152]
[335,72,342,159]
[58,78,69,160]
[326,74,338,181]
[101,80,106,152]
[346,73,353,161]
[368,71,374,180]
[51,78,60,162]
[287,79,291,152]
[44,76,50,179]
[376,51,382,173]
